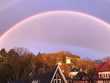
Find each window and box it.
[53,79,61,83]
[99,74,102,78]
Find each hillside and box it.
[35,51,80,64]
[32,51,96,78]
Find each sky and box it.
[0,0,110,59]
[0,0,110,33]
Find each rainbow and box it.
[0,11,110,59]
[1,10,110,41]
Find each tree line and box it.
[0,48,110,83]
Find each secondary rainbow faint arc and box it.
[0,10,110,42]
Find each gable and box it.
[50,65,67,83]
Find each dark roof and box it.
[96,61,110,72]
[71,67,80,72]
[74,71,88,80]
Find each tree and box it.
[0,64,13,83]
[0,48,7,57]
[0,48,34,82]
[7,48,33,81]
[0,49,8,64]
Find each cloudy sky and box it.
[0,0,110,59]
[0,0,110,33]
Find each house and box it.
[98,71,110,79]
[32,63,90,83]
[96,60,110,79]
[68,67,79,79]
[65,56,72,64]
[50,64,67,83]
[32,51,81,83]
[32,64,67,83]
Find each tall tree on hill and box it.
[0,48,34,83]
[7,48,33,81]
